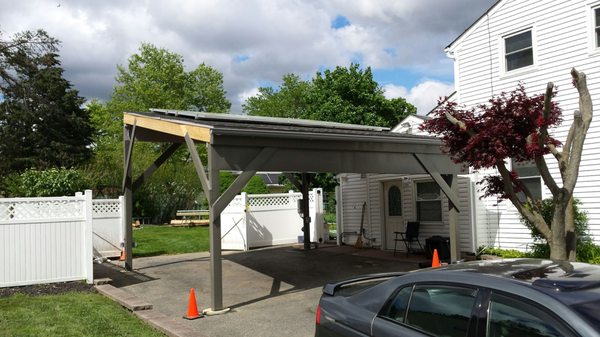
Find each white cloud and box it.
[0,0,494,112]
[237,87,260,107]
[384,80,454,115]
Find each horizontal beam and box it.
[124,113,211,143]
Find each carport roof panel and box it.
[124,110,439,145]
[150,108,391,132]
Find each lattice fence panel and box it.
[0,199,84,221]
[248,195,289,208]
[92,199,121,217]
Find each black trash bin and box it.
[425,236,450,261]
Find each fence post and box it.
[83,190,94,284]
[119,196,125,249]
[241,192,248,251]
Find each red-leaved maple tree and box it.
[421,69,593,261]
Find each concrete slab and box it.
[94,244,421,337]
[135,310,207,337]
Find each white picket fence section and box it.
[221,189,325,250]
[0,191,94,287]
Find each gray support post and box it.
[301,173,311,250]
[208,144,224,311]
[123,125,135,271]
[448,174,460,262]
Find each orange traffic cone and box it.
[431,249,441,268]
[183,288,202,320]
[119,248,126,261]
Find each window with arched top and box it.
[388,185,402,216]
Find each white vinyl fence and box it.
[0,191,94,287]
[221,189,325,251]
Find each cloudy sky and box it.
[0,0,494,115]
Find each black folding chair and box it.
[394,221,423,256]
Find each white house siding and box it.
[340,173,474,253]
[450,0,600,248]
[338,174,369,245]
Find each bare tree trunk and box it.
[550,193,568,260]
[565,197,576,261]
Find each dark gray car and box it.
[315,259,600,337]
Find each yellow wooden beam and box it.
[123,113,211,142]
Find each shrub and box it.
[478,246,528,259]
[520,198,600,262]
[5,167,87,197]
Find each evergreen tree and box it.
[0,30,93,178]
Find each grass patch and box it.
[133,225,210,257]
[0,292,165,337]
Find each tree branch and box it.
[444,111,472,134]
[534,154,559,195]
[564,69,593,192]
[538,82,562,160]
[497,162,553,242]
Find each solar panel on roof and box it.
[149,108,390,132]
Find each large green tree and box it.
[110,42,230,113]
[87,43,231,222]
[244,73,310,119]
[0,30,94,181]
[244,63,415,128]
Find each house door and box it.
[384,181,404,250]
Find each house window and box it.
[513,160,542,202]
[505,30,533,71]
[416,181,442,222]
[595,8,600,47]
[388,185,402,216]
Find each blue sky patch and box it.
[233,54,250,63]
[331,15,351,29]
[372,68,453,89]
[383,47,397,57]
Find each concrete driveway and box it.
[94,245,421,337]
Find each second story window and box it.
[505,30,533,71]
[595,8,600,47]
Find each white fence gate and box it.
[0,191,94,287]
[221,189,325,250]
[92,197,124,258]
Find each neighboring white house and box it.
[338,0,600,254]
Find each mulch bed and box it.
[0,281,95,297]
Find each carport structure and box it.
[122,109,464,312]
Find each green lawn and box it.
[133,225,210,257]
[0,292,166,337]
